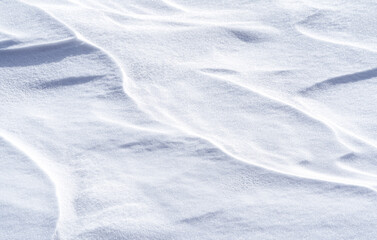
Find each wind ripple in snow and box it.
[2,0,377,239]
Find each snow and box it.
[1,0,377,239]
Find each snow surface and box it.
[1,0,377,239]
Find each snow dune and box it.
[1,0,377,239]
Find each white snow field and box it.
[1,0,377,239]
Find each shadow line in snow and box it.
[33,75,105,89]
[301,67,377,94]
[0,39,95,68]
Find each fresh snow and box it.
[1,0,377,239]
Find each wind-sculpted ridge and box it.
[2,0,377,239]
[301,67,377,93]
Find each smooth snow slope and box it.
[1,0,377,239]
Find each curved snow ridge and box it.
[18,0,160,127]
[337,162,377,180]
[127,69,377,188]
[5,1,377,238]
[94,112,177,136]
[0,130,58,189]
[104,10,278,32]
[295,25,377,53]
[0,130,68,238]
[34,3,139,94]
[97,102,377,194]
[8,3,185,236]
[294,98,377,152]
[1,0,74,44]
[0,131,80,239]
[0,39,20,49]
[0,37,79,53]
[30,0,377,190]
[300,67,377,94]
[160,0,188,12]
[203,73,377,153]
[0,135,58,240]
[27,0,377,184]
[209,73,377,157]
[125,93,377,191]
[92,95,377,196]
[110,119,377,203]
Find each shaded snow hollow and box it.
[1,0,377,239]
